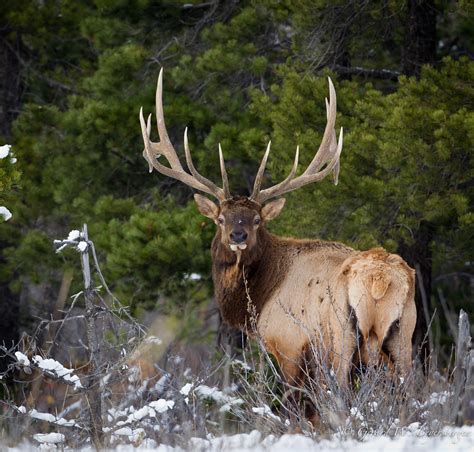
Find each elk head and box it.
[139,69,343,254]
[193,195,285,253]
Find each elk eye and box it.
[254,217,261,225]
[217,216,225,225]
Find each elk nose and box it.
[230,230,248,244]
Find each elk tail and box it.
[370,272,391,300]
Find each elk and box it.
[139,69,416,389]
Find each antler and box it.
[249,77,343,204]
[140,68,231,201]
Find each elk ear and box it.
[261,198,286,222]
[194,194,219,220]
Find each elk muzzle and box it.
[229,230,248,251]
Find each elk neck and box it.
[211,226,285,331]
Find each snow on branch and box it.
[14,352,83,391]
[54,229,89,254]
[0,144,11,159]
[15,405,81,430]
[0,206,12,221]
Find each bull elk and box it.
[139,69,416,389]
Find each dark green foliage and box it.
[0,0,472,352]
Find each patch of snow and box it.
[15,352,30,366]
[26,408,78,427]
[3,425,474,451]
[350,407,364,422]
[232,359,252,371]
[77,241,88,252]
[180,383,192,396]
[407,421,421,433]
[32,355,83,390]
[0,144,11,159]
[108,399,174,429]
[29,409,56,423]
[149,399,175,413]
[54,417,77,427]
[368,401,378,413]
[114,427,134,436]
[252,405,281,422]
[427,391,451,406]
[193,385,243,412]
[195,385,229,404]
[0,206,12,221]
[129,406,155,422]
[33,433,65,444]
[68,230,81,241]
[113,427,144,443]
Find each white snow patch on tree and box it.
[32,355,83,390]
[193,385,244,413]
[252,405,281,422]
[0,206,12,221]
[149,399,175,413]
[0,144,11,159]
[67,230,81,241]
[180,383,192,396]
[77,241,88,252]
[15,352,30,366]
[28,409,57,423]
[113,427,145,442]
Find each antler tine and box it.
[140,69,229,201]
[250,77,342,203]
[142,113,154,173]
[303,77,337,175]
[155,68,183,172]
[254,146,299,203]
[288,126,343,189]
[183,128,225,199]
[140,108,220,196]
[250,141,271,200]
[219,144,231,199]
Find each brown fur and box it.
[212,225,351,330]
[207,198,416,386]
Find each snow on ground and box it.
[4,425,473,451]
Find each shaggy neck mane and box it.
[211,225,353,331]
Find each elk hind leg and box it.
[381,305,416,378]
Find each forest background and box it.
[0,0,473,375]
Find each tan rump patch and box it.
[371,271,391,300]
